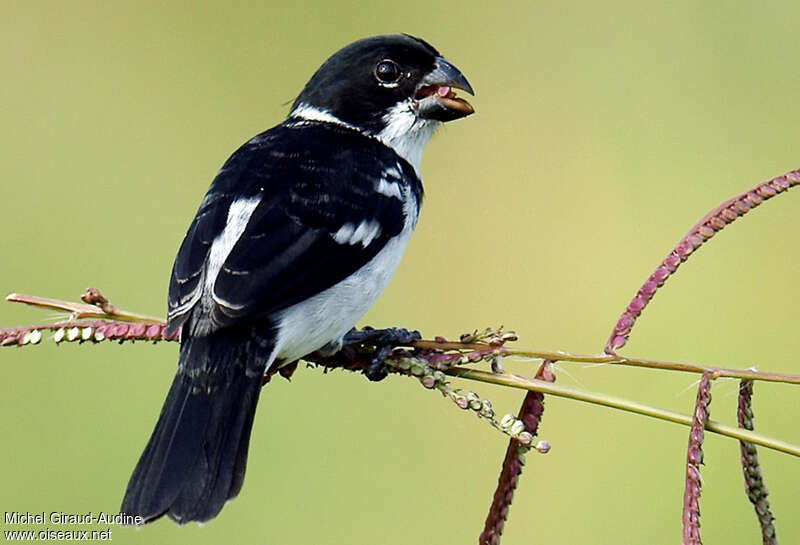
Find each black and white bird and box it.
[121,34,474,524]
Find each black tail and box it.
[121,327,272,524]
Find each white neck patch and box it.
[289,103,357,131]
[289,100,438,175]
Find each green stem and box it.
[503,348,800,386]
[447,367,800,457]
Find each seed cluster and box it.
[606,169,800,353]
[386,352,538,448]
[0,320,177,346]
[682,373,713,545]
[737,380,778,545]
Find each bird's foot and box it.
[342,327,422,382]
[342,326,422,346]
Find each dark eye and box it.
[374,60,401,84]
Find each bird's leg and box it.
[342,327,422,382]
[363,345,393,381]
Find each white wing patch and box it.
[376,178,402,199]
[332,219,382,247]
[205,196,261,298]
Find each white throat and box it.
[373,100,438,175]
[289,101,438,175]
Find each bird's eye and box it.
[374,60,401,84]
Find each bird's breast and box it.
[271,193,418,366]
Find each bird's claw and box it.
[342,327,421,381]
[364,345,393,381]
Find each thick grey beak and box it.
[415,57,475,122]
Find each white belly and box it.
[272,219,414,365]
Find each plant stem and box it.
[3,299,799,457]
[411,340,800,386]
[447,367,800,457]
[603,168,800,353]
[502,347,800,386]
[7,293,799,386]
[5,292,164,323]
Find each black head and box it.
[290,34,474,135]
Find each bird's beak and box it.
[414,57,475,122]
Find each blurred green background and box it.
[2,1,799,543]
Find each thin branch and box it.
[447,367,800,458]
[7,292,800,385]
[6,288,163,323]
[413,340,800,385]
[3,295,799,457]
[499,347,800,386]
[603,168,800,354]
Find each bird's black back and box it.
[167,121,423,335]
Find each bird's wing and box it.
[167,123,420,334]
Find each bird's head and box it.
[289,34,474,170]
